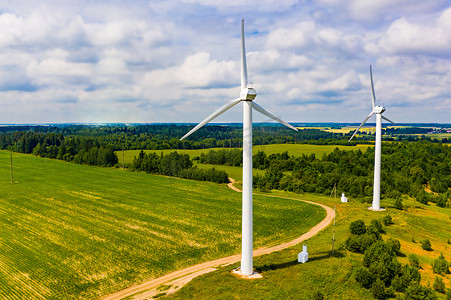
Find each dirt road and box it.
[102,179,335,300]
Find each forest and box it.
[0,124,449,202]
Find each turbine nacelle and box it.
[240,87,257,101]
[372,105,385,114]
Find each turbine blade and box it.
[348,112,374,142]
[381,115,396,125]
[370,65,376,109]
[241,19,248,91]
[180,98,242,140]
[251,101,298,131]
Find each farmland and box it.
[0,150,325,299]
[117,144,372,165]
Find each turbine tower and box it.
[349,65,396,211]
[181,20,298,276]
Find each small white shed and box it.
[298,244,308,263]
[341,193,348,202]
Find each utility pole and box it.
[10,149,13,183]
[122,142,125,169]
[332,206,336,256]
[330,183,337,199]
[334,206,336,226]
[332,230,335,256]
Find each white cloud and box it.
[369,15,451,56]
[0,1,450,123]
[179,0,298,11]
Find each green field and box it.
[194,163,265,181]
[0,151,325,299]
[170,192,451,300]
[117,144,371,165]
[253,144,370,157]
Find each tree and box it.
[382,214,394,226]
[371,278,387,299]
[350,220,366,235]
[355,267,373,289]
[370,219,384,233]
[436,195,448,208]
[409,254,421,269]
[432,254,449,275]
[394,197,404,210]
[433,276,446,294]
[386,238,401,255]
[421,239,432,251]
[404,281,438,300]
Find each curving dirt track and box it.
[102,179,335,300]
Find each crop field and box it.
[170,192,451,299]
[117,144,372,166]
[253,144,371,157]
[0,151,325,299]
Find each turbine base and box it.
[231,268,262,279]
[368,206,386,212]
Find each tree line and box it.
[131,150,229,184]
[1,125,449,191]
[198,141,450,206]
[0,123,407,154]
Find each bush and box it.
[404,281,438,300]
[433,276,446,294]
[421,239,432,251]
[394,197,404,210]
[346,233,378,253]
[432,254,449,275]
[371,219,384,233]
[392,275,406,292]
[371,278,388,299]
[366,224,382,240]
[350,220,366,235]
[437,196,447,207]
[355,267,374,289]
[382,214,394,226]
[446,288,451,300]
[409,254,421,269]
[386,238,401,255]
[312,291,324,300]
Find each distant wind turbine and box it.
[181,20,298,276]
[349,65,396,211]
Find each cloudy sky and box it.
[0,0,450,124]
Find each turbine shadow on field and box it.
[257,251,344,272]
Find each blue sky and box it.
[0,0,450,124]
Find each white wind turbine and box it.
[181,20,298,276]
[349,65,396,211]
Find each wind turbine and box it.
[181,20,298,276]
[349,65,396,211]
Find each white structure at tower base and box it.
[298,244,308,263]
[340,193,348,202]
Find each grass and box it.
[0,151,325,299]
[169,192,451,299]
